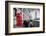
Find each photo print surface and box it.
[13,8,40,28]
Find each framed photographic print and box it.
[5,1,45,35]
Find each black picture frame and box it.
[5,1,45,35]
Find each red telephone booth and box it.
[16,13,23,27]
